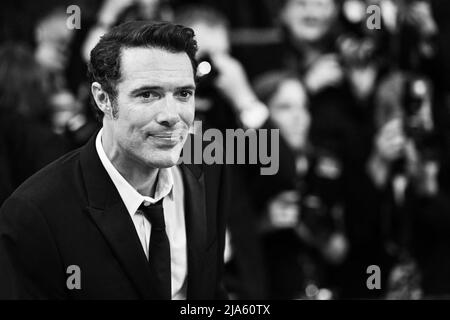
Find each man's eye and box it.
[177,90,194,99]
[138,91,159,99]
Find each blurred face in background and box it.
[190,22,230,57]
[281,0,338,43]
[268,79,310,151]
[35,10,74,72]
[136,0,166,20]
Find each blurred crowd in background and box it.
[1,0,450,300]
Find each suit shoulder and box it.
[9,147,83,205]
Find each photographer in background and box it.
[372,69,450,298]
[365,0,450,298]
[254,71,349,299]
[174,5,271,132]
[34,7,98,148]
[275,0,394,298]
[34,8,80,134]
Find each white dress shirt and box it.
[95,129,187,300]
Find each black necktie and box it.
[140,199,171,299]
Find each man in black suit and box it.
[0,21,228,300]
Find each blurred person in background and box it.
[173,5,240,132]
[275,0,391,298]
[174,4,273,132]
[35,8,79,132]
[277,0,343,94]
[0,44,68,205]
[364,0,450,299]
[371,70,450,299]
[82,0,174,63]
[254,72,349,299]
[34,7,98,148]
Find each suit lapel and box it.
[87,204,159,299]
[179,163,207,299]
[80,133,158,299]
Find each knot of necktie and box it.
[140,199,165,230]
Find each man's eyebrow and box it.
[178,85,196,91]
[130,85,196,96]
[130,86,162,96]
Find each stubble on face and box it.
[102,47,196,176]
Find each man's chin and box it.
[143,152,181,169]
[153,160,178,169]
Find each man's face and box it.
[105,47,196,169]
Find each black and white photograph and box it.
[0,0,450,305]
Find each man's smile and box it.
[146,131,185,147]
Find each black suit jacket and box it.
[0,112,68,206]
[0,133,229,300]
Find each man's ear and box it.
[91,82,113,118]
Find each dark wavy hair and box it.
[88,21,198,121]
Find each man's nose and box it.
[155,96,180,127]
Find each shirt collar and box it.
[95,128,174,216]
